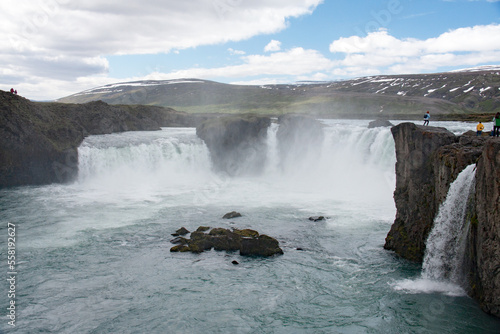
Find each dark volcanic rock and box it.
[170,236,189,245]
[169,226,283,257]
[196,114,271,176]
[309,216,325,222]
[468,140,500,317]
[384,123,459,262]
[240,234,284,257]
[385,122,500,318]
[170,245,190,252]
[172,227,190,236]
[222,211,242,219]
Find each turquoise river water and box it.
[1,120,499,333]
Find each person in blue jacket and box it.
[423,111,430,126]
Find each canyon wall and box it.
[385,122,500,317]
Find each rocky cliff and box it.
[0,90,200,188]
[196,114,271,176]
[385,122,500,317]
[468,140,500,316]
[195,114,325,176]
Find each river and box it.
[1,119,499,333]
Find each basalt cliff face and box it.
[196,114,325,176]
[0,90,201,188]
[469,140,500,316]
[385,122,500,317]
[196,114,271,176]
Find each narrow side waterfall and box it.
[393,164,476,296]
[422,164,476,283]
[264,122,280,174]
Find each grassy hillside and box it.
[57,68,500,119]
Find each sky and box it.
[1,0,500,101]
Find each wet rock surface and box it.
[222,211,242,219]
[169,226,283,257]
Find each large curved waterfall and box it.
[1,120,499,333]
[75,120,396,208]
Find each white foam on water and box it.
[391,278,466,297]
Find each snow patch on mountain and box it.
[68,79,206,98]
[450,65,500,73]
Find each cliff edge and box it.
[385,122,500,317]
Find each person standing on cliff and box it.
[477,122,484,136]
[494,112,500,137]
[423,111,430,126]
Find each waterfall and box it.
[392,164,476,296]
[422,164,476,284]
[264,122,280,174]
[77,128,212,191]
[75,121,396,207]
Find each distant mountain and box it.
[57,67,500,118]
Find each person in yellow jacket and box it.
[477,122,484,136]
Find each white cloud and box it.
[0,0,322,99]
[265,40,282,52]
[228,48,246,55]
[329,24,500,75]
[144,47,334,79]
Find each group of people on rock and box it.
[423,110,500,137]
[476,113,500,137]
[9,88,17,94]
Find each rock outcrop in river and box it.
[385,122,500,317]
[170,226,283,257]
[196,114,325,176]
[0,90,200,188]
[196,114,271,176]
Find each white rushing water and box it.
[1,120,499,333]
[393,164,477,297]
[422,164,476,283]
